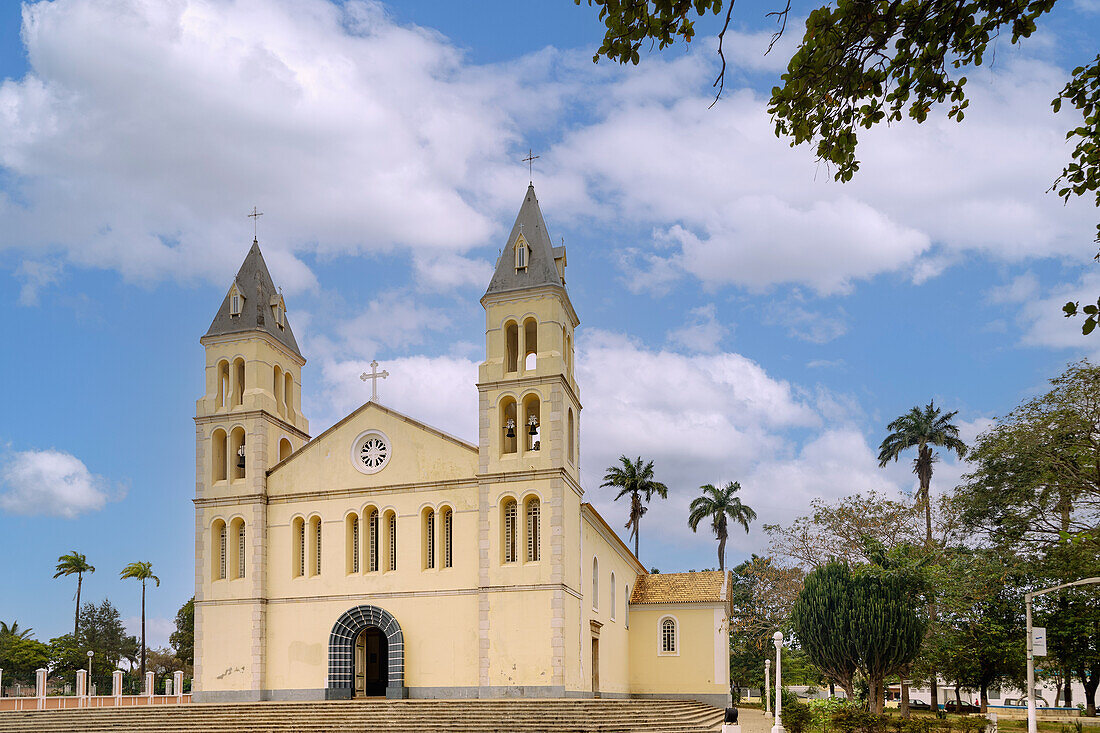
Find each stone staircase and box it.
[0,698,725,732]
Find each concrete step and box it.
[0,698,724,732]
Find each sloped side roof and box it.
[630,570,731,607]
[485,184,566,296]
[205,240,301,357]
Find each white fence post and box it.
[35,668,46,710]
[144,671,154,700]
[76,670,87,708]
[173,671,184,702]
[165,677,172,696]
[112,670,123,699]
[0,667,4,697]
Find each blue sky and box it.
[1,0,1099,649]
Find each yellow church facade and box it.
[191,186,732,706]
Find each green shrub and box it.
[784,698,815,733]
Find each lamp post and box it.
[765,659,772,717]
[86,651,94,697]
[1025,577,1099,733]
[772,631,785,733]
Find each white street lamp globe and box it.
[773,631,783,648]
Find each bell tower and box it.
[475,184,582,695]
[193,239,310,701]
[477,184,580,476]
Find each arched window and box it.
[505,321,519,373]
[502,498,518,563]
[367,509,379,572]
[522,394,541,452]
[610,572,617,621]
[424,509,435,570]
[523,318,537,372]
[229,518,246,580]
[660,617,678,655]
[233,358,245,407]
[525,497,540,562]
[212,519,227,581]
[443,507,454,569]
[274,365,284,416]
[279,438,292,462]
[625,586,630,629]
[386,511,397,571]
[284,372,294,417]
[346,513,360,574]
[591,557,599,611]
[211,429,227,482]
[567,409,575,465]
[500,397,518,455]
[309,516,322,576]
[229,427,246,480]
[216,360,230,409]
[292,517,305,578]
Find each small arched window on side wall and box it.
[216,360,230,409]
[384,510,397,571]
[502,498,518,564]
[610,572,617,621]
[367,508,379,572]
[660,616,678,655]
[273,365,284,417]
[284,372,294,418]
[591,557,599,611]
[292,517,305,578]
[279,438,293,462]
[233,358,245,407]
[567,409,575,465]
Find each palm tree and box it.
[687,481,757,572]
[120,561,160,680]
[0,620,33,639]
[601,456,669,560]
[877,400,967,548]
[54,551,95,639]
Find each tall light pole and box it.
[765,658,772,717]
[772,631,785,733]
[86,651,94,696]
[1025,577,1100,733]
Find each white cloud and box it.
[0,0,542,294]
[14,259,64,306]
[123,616,175,651]
[0,448,117,518]
[764,299,848,344]
[1012,271,1100,354]
[666,303,729,352]
[987,272,1040,305]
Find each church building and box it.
[192,185,732,706]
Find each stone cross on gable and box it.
[360,360,389,402]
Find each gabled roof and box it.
[485,184,567,297]
[267,399,477,475]
[205,240,302,358]
[630,570,732,608]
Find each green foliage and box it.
[783,694,815,733]
[601,455,669,559]
[170,597,195,667]
[48,599,139,691]
[688,481,756,571]
[0,627,49,685]
[793,560,925,713]
[577,0,726,67]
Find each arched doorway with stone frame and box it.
[326,605,407,699]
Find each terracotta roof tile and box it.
[630,570,731,606]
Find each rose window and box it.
[360,437,388,469]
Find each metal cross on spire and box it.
[360,360,389,402]
[521,149,539,182]
[248,206,264,241]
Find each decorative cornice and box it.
[194,409,311,440]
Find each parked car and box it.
[944,701,981,714]
[1002,698,1049,708]
[908,700,931,711]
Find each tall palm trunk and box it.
[140,579,146,680]
[915,442,939,713]
[631,491,641,559]
[74,573,83,639]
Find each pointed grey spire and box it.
[204,240,302,357]
[485,184,567,297]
